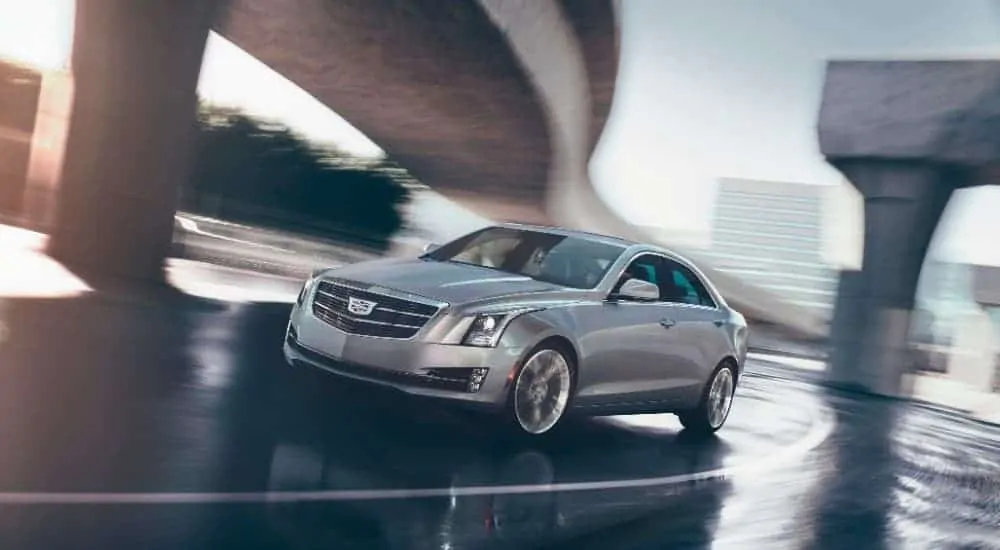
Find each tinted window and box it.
[614,255,717,307]
[614,253,668,298]
[662,260,716,307]
[424,227,626,289]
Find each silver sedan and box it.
[284,224,748,436]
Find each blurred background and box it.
[1,0,999,417]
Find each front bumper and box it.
[283,302,523,407]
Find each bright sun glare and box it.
[0,0,74,71]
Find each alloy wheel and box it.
[707,367,735,429]
[513,349,572,434]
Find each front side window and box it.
[613,254,717,307]
[613,253,668,298]
[424,227,626,289]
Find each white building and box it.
[705,178,840,316]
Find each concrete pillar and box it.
[46,1,217,282]
[828,270,864,385]
[826,161,963,396]
[0,62,41,221]
[22,70,73,231]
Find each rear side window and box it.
[662,260,716,308]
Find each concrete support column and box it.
[47,1,217,282]
[22,71,73,231]
[829,269,865,385]
[827,160,962,395]
[0,63,41,221]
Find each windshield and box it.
[423,227,627,289]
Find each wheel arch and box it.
[503,331,581,396]
[502,332,582,435]
[719,354,741,382]
[504,308,583,371]
[534,335,579,372]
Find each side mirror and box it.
[422,242,440,254]
[616,279,660,302]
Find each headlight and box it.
[462,309,540,348]
[295,278,313,306]
[296,270,324,306]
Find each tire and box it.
[678,361,737,437]
[506,344,575,436]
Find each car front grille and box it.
[311,279,442,339]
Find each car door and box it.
[574,254,690,411]
[658,259,732,404]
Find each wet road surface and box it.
[0,288,997,549]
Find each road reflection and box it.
[0,293,738,549]
[0,289,993,549]
[263,368,735,548]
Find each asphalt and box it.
[0,276,996,550]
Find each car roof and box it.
[488,223,725,307]
[496,222,639,247]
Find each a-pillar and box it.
[826,160,964,396]
[46,1,217,282]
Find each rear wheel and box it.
[508,346,574,435]
[678,362,736,437]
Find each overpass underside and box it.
[215,0,827,339]
[38,0,824,339]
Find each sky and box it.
[2,0,1000,266]
[0,0,72,71]
[198,34,384,159]
[591,0,1000,267]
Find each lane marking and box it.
[0,401,835,505]
[747,352,826,372]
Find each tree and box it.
[185,103,411,248]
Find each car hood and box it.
[322,257,586,305]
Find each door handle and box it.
[659,318,676,329]
[713,320,725,327]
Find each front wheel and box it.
[678,362,736,437]
[508,346,574,435]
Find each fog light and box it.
[467,368,489,393]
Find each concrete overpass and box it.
[39,0,826,338]
[819,61,1000,395]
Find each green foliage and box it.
[185,103,411,248]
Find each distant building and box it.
[0,58,71,230]
[0,58,41,219]
[916,258,979,341]
[971,264,1000,391]
[706,178,839,315]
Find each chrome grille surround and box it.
[311,279,445,339]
